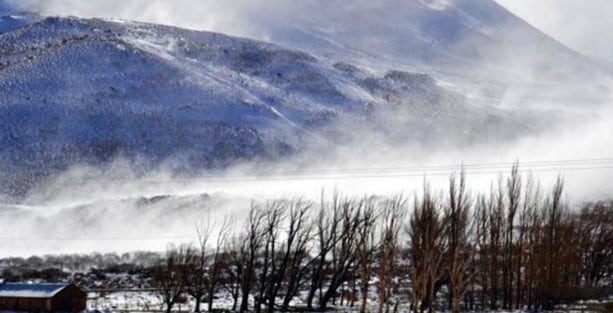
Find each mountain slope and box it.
[2,0,605,79]
[0,17,338,170]
[0,16,536,198]
[213,0,604,81]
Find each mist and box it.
[2,96,611,257]
[7,0,613,63]
[6,0,312,41]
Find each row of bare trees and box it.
[469,169,612,312]
[153,166,613,313]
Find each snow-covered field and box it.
[88,290,404,313]
[86,291,612,313]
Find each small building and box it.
[0,282,87,312]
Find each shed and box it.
[0,283,87,312]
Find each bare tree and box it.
[247,199,315,313]
[357,199,378,313]
[187,224,211,313]
[221,236,244,311]
[407,183,445,313]
[185,217,232,312]
[488,181,504,310]
[445,171,474,313]
[543,177,564,309]
[515,174,537,308]
[502,163,521,309]
[256,201,284,313]
[377,196,405,313]
[239,204,267,313]
[279,200,314,311]
[318,198,364,310]
[576,201,613,286]
[153,245,194,313]
[306,191,344,309]
[206,218,232,311]
[474,194,491,310]
[525,180,543,310]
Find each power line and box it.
[265,158,613,174]
[77,158,613,184]
[175,165,613,182]
[22,158,613,187]
[215,160,613,177]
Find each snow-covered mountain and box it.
[239,0,589,76]
[82,0,598,81]
[0,0,609,199]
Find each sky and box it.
[494,0,613,62]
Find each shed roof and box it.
[0,283,70,298]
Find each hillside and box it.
[170,0,603,81]
[0,16,538,198]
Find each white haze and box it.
[8,0,613,63]
[7,0,299,41]
[2,99,612,257]
[1,0,613,256]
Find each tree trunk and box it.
[194,298,201,313]
[232,294,238,311]
[208,294,214,312]
[239,289,250,313]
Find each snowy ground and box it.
[86,290,613,313]
[87,290,410,313]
